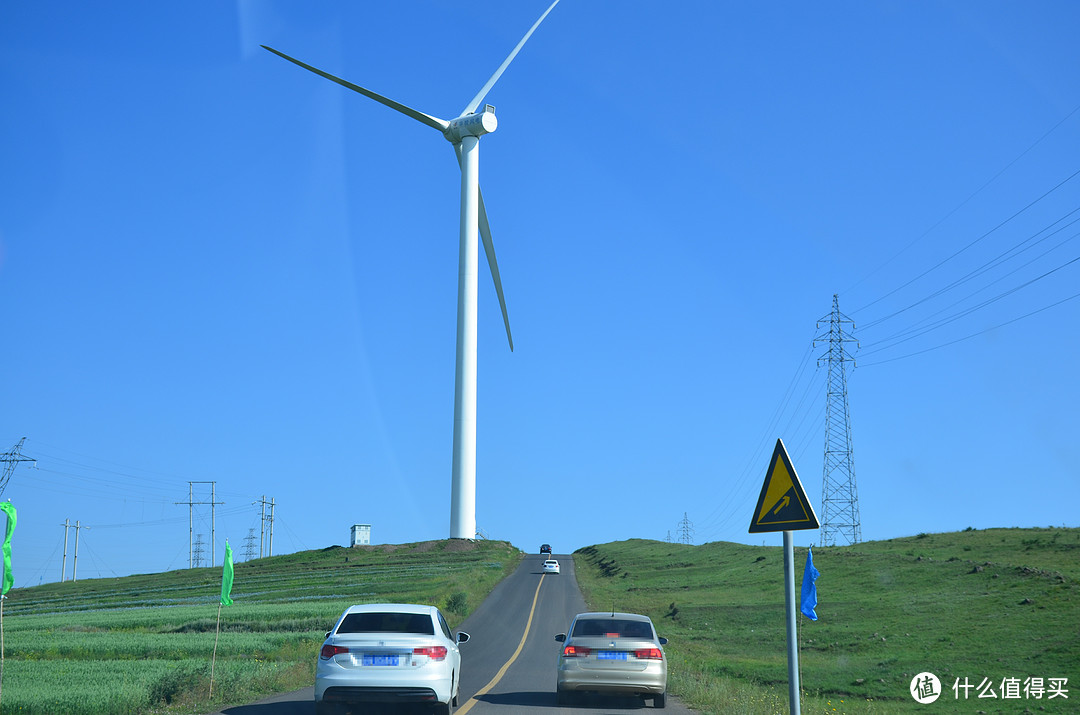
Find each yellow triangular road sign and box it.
[749,439,819,533]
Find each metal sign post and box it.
[782,530,799,714]
[749,439,819,715]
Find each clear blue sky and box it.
[2,1,1078,587]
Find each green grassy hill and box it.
[4,528,1075,714]
[572,527,1080,714]
[1,539,522,714]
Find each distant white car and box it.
[315,603,469,715]
[543,559,561,575]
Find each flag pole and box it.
[798,599,805,713]
[210,600,222,699]
[1,594,6,709]
[211,539,234,701]
[0,501,17,711]
[797,543,805,713]
[798,543,820,715]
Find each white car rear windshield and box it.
[337,612,435,635]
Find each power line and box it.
[853,167,1080,317]
[843,101,1080,302]
[696,334,823,542]
[90,505,252,530]
[29,467,181,502]
[859,207,1080,332]
[860,225,1080,351]
[275,515,309,554]
[22,440,259,501]
[79,537,121,580]
[860,289,1080,367]
[861,253,1080,359]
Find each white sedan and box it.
[315,603,469,715]
[543,559,561,574]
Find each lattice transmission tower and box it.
[0,437,35,497]
[677,513,695,545]
[814,294,861,546]
[242,528,258,562]
[193,534,206,568]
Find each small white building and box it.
[350,524,371,547]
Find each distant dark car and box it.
[540,544,552,554]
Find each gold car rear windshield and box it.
[572,619,653,639]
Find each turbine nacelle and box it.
[444,105,498,144]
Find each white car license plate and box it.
[597,651,628,660]
[362,655,399,666]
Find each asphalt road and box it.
[210,553,695,715]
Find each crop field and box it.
[573,527,1080,715]
[5,529,1074,714]
[0,539,522,714]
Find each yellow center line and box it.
[456,573,545,715]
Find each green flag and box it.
[1,501,16,595]
[220,541,234,606]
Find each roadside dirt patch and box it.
[351,539,481,553]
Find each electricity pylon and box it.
[176,482,224,568]
[678,513,695,545]
[1,437,35,497]
[242,528,258,562]
[193,533,206,568]
[815,294,862,546]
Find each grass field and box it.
[3,528,1075,714]
[572,527,1080,714]
[0,539,522,714]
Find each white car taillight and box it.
[413,646,448,661]
[320,644,349,659]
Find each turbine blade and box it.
[262,45,449,132]
[455,145,514,351]
[479,187,514,352]
[459,0,561,117]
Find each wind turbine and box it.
[263,1,560,540]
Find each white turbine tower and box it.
[263,1,560,540]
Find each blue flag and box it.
[800,545,819,621]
